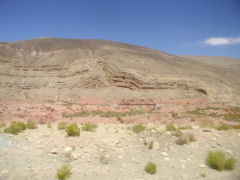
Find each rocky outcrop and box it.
[0,38,239,102]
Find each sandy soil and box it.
[0,124,240,180]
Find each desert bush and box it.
[176,133,196,145]
[201,120,215,128]
[145,162,157,174]
[0,122,6,128]
[179,125,192,130]
[4,121,26,135]
[206,150,237,171]
[172,129,183,137]
[224,113,240,122]
[47,123,52,128]
[215,124,231,131]
[100,154,112,164]
[224,157,237,170]
[116,116,124,123]
[65,123,80,136]
[58,122,68,130]
[56,164,71,180]
[171,112,178,118]
[82,123,98,131]
[26,120,37,129]
[165,124,176,131]
[132,124,146,133]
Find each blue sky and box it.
[0,0,240,57]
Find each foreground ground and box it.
[0,123,240,180]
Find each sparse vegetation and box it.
[26,120,37,129]
[4,121,26,135]
[0,122,6,128]
[132,124,146,133]
[58,122,68,130]
[172,129,183,137]
[100,154,112,164]
[215,124,231,131]
[176,133,196,145]
[224,113,240,122]
[82,123,98,131]
[224,157,237,170]
[206,150,237,171]
[62,109,146,118]
[201,120,215,128]
[47,123,52,128]
[178,125,192,130]
[116,116,124,123]
[165,124,176,131]
[65,123,80,136]
[144,162,157,174]
[56,164,71,180]
[171,112,178,118]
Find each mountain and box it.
[0,38,239,102]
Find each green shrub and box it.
[4,121,26,135]
[165,124,176,131]
[26,120,37,129]
[215,124,231,131]
[178,125,192,130]
[207,151,226,171]
[224,157,237,170]
[132,124,146,133]
[65,123,80,136]
[145,162,157,174]
[172,129,183,137]
[56,164,71,180]
[206,150,237,171]
[82,123,98,132]
[58,122,68,130]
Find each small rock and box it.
[180,160,187,163]
[50,148,58,154]
[65,146,73,152]
[199,164,205,168]
[71,152,79,160]
[161,152,168,156]
[164,157,170,161]
[118,156,123,159]
[1,170,8,175]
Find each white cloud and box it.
[204,37,240,46]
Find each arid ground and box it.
[0,38,240,180]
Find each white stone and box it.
[199,164,205,168]
[64,146,73,152]
[71,152,79,160]
[118,156,123,159]
[164,157,170,161]
[161,152,168,156]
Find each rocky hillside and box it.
[0,38,239,102]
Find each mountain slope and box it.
[0,38,239,102]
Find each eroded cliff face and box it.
[0,38,239,102]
